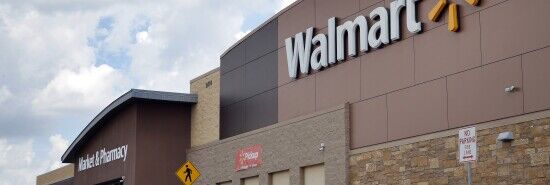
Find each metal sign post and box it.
[466,162,472,185]
[459,127,477,185]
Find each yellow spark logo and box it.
[428,0,480,32]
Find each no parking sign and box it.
[458,127,477,162]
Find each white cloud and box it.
[278,0,297,11]
[0,86,12,105]
[0,138,36,185]
[234,29,251,40]
[0,135,69,185]
[0,0,286,184]
[32,64,130,116]
[136,31,151,44]
[47,135,68,170]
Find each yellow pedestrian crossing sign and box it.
[176,160,201,185]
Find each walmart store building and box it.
[38,0,550,184]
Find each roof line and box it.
[190,67,219,83]
[61,89,197,162]
[219,0,303,58]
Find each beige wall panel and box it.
[278,47,292,87]
[342,1,384,55]
[278,75,316,121]
[270,171,290,185]
[481,0,550,64]
[303,164,325,185]
[315,58,360,111]
[387,78,448,141]
[278,0,315,47]
[36,164,74,185]
[315,0,359,28]
[350,96,388,149]
[415,0,504,32]
[361,38,414,100]
[360,0,383,10]
[447,56,523,128]
[242,176,259,185]
[190,69,220,147]
[523,47,550,113]
[414,13,481,83]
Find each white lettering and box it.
[328,17,337,65]
[406,0,422,33]
[285,27,313,78]
[285,2,422,78]
[336,15,368,61]
[310,33,328,70]
[390,0,406,41]
[77,145,128,172]
[368,7,390,49]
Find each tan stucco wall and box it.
[190,68,220,147]
[187,104,349,185]
[36,164,74,185]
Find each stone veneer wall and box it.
[190,68,220,147]
[350,117,550,185]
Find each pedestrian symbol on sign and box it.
[176,161,201,185]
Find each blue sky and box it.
[0,0,295,184]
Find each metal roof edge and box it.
[219,0,303,58]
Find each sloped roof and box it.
[61,89,197,163]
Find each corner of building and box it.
[190,67,221,147]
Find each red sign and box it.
[235,144,262,171]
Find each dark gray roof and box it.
[61,89,197,162]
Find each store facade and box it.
[52,0,550,184]
[214,0,550,184]
[59,90,197,185]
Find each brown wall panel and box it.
[387,78,448,141]
[244,51,278,98]
[360,0,383,10]
[221,43,246,74]
[481,0,550,64]
[379,0,415,40]
[278,47,292,87]
[315,58,360,111]
[74,104,137,185]
[278,0,315,47]
[223,0,550,148]
[135,101,191,185]
[245,20,278,62]
[315,0,359,28]
[350,96,388,149]
[244,89,278,132]
[414,13,481,83]
[520,0,550,53]
[447,56,523,128]
[360,38,414,100]
[220,101,245,139]
[341,1,384,56]
[416,0,448,31]
[278,75,316,121]
[523,47,550,113]
[221,67,245,107]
